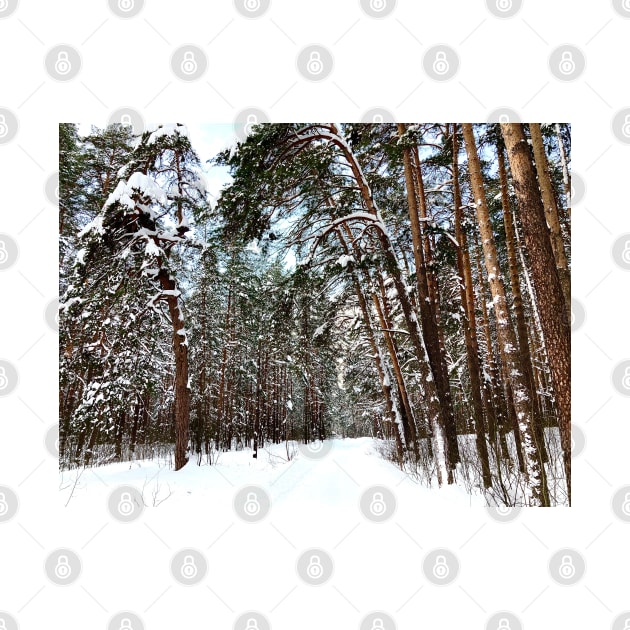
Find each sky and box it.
[77,121,296,269]
[78,121,237,202]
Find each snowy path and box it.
[56,437,486,629]
[60,437,483,520]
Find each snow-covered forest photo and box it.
[59,122,571,508]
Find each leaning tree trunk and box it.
[528,123,571,320]
[398,123,460,469]
[452,125,492,489]
[500,122,571,506]
[555,123,572,224]
[462,123,547,506]
[337,222,407,461]
[498,143,548,466]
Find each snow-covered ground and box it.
[59,437,485,513]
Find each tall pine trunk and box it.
[462,123,547,506]
[398,123,460,469]
[500,122,571,505]
[452,125,492,489]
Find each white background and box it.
[0,0,629,628]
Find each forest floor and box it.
[59,437,486,514]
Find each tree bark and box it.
[528,123,571,319]
[498,142,548,466]
[500,122,571,505]
[452,125,492,489]
[462,123,547,506]
[398,123,460,468]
